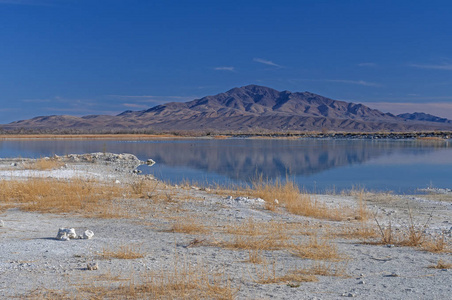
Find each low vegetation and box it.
[1,160,451,299]
[99,245,146,260]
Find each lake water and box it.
[0,138,451,194]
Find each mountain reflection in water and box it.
[0,138,451,192]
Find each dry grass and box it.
[253,260,318,284]
[416,136,447,142]
[169,216,207,234]
[0,178,129,218]
[253,260,347,285]
[335,223,379,240]
[219,218,290,251]
[23,157,65,170]
[245,178,348,221]
[421,233,452,253]
[0,134,184,140]
[244,249,266,264]
[80,261,237,299]
[428,259,452,269]
[99,244,146,259]
[289,235,342,261]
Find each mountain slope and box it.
[4,85,452,132]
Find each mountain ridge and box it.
[4,85,452,133]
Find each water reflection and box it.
[0,138,450,192]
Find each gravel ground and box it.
[0,154,451,299]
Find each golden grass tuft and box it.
[99,245,146,259]
[253,260,318,284]
[421,233,452,253]
[0,178,127,217]
[289,235,342,261]
[81,260,237,299]
[23,157,65,170]
[428,259,452,269]
[169,216,207,234]
[219,218,290,251]
[246,177,348,221]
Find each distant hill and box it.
[4,85,452,133]
[397,112,452,124]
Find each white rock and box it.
[0,220,4,227]
[83,230,94,239]
[115,180,121,184]
[274,199,279,204]
[56,228,77,240]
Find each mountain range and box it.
[3,85,452,133]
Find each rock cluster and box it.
[56,228,94,241]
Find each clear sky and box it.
[1,0,452,123]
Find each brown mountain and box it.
[4,85,452,132]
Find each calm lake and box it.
[1,138,451,194]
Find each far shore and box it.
[0,130,451,140]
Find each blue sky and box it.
[1,0,452,123]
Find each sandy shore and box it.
[0,154,451,299]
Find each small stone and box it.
[86,262,98,270]
[274,199,279,204]
[82,230,94,239]
[342,293,356,297]
[358,280,365,284]
[0,220,4,227]
[115,180,121,184]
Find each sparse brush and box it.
[169,216,207,234]
[335,223,379,240]
[99,244,145,259]
[23,157,65,170]
[245,249,265,264]
[81,259,237,299]
[0,178,126,217]
[289,235,341,261]
[373,213,397,245]
[253,260,318,284]
[422,233,452,253]
[428,259,452,269]
[399,204,430,247]
[246,177,347,221]
[355,189,370,221]
[219,218,290,251]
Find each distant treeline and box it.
[0,126,451,140]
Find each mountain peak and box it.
[4,85,452,132]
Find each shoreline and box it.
[0,154,451,299]
[0,130,452,140]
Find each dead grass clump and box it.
[290,235,341,261]
[219,218,290,251]
[336,223,379,240]
[428,259,452,269]
[169,216,207,234]
[23,157,65,170]
[244,249,265,264]
[81,261,237,299]
[99,245,145,259]
[421,233,452,253]
[0,178,126,217]
[247,178,347,221]
[253,260,318,284]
